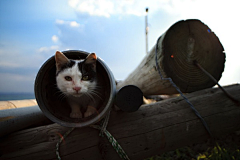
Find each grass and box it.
[145,142,240,160]
[198,143,240,160]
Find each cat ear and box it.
[85,53,97,63]
[55,51,70,71]
[85,53,97,71]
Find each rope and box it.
[56,127,75,160]
[194,60,240,106]
[56,110,130,160]
[91,110,130,160]
[55,36,233,159]
[154,37,212,137]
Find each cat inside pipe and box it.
[35,50,143,128]
[35,50,116,128]
[55,51,102,119]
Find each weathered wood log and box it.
[117,19,225,95]
[0,84,239,160]
[0,106,51,137]
[0,99,37,110]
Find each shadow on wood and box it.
[0,84,239,160]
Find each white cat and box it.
[55,51,102,118]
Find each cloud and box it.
[65,0,240,85]
[67,0,193,18]
[55,19,65,24]
[53,19,88,49]
[55,19,84,41]
[51,35,59,43]
[68,0,150,17]
[70,21,80,27]
[68,0,114,17]
[67,0,240,21]
[56,19,83,29]
[37,45,59,53]
[36,20,84,58]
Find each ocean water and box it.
[0,93,35,101]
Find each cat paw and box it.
[84,106,97,117]
[70,112,82,118]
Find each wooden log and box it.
[0,99,37,110]
[0,84,239,160]
[0,106,51,137]
[117,19,225,95]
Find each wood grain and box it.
[0,84,239,160]
[117,19,225,95]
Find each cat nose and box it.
[73,87,81,92]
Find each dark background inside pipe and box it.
[35,50,112,126]
[115,85,143,112]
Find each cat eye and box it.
[65,76,72,81]
[82,75,89,81]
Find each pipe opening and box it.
[35,50,116,127]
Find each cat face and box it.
[55,51,97,97]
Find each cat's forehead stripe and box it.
[74,59,84,63]
[56,60,76,75]
[71,62,82,76]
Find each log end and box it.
[162,19,225,92]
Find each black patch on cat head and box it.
[78,60,97,82]
[56,60,75,76]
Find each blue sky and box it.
[0,0,239,93]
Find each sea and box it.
[0,92,35,101]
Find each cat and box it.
[55,51,102,118]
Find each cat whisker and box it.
[54,87,69,101]
[84,92,96,103]
[76,93,84,98]
[53,85,65,96]
[58,92,67,102]
[89,90,103,101]
[55,53,103,118]
[92,85,102,89]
